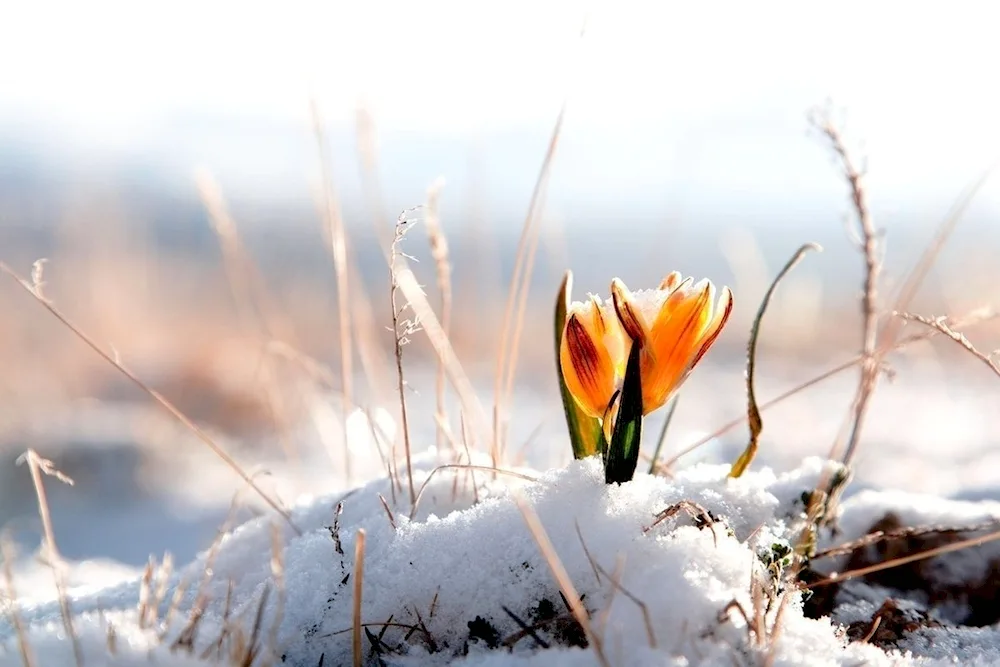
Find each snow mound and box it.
[3,455,998,665]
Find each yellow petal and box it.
[602,390,620,444]
[560,310,618,418]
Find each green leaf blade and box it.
[555,271,603,460]
[604,340,643,484]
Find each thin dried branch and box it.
[812,518,1000,561]
[16,450,82,667]
[389,212,423,505]
[894,311,1000,379]
[808,527,1000,588]
[810,108,881,469]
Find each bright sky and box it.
[2,1,999,206]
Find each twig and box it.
[811,108,881,470]
[311,100,356,484]
[808,527,1000,588]
[513,493,609,667]
[0,262,300,534]
[352,530,368,667]
[729,243,822,477]
[811,518,1000,560]
[894,311,1000,379]
[17,451,82,667]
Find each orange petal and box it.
[689,286,733,368]
[560,313,617,418]
[642,282,713,412]
[610,278,647,344]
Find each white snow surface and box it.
[3,453,1000,666]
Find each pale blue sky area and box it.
[2,1,999,231]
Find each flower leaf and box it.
[555,271,603,459]
[604,339,643,484]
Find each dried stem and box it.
[811,108,881,469]
[393,261,492,458]
[389,213,422,506]
[894,311,1000,379]
[17,450,82,667]
[410,464,538,520]
[730,242,822,478]
[808,527,1000,588]
[424,178,453,453]
[312,100,356,483]
[0,262,300,534]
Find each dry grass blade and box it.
[495,15,590,460]
[394,264,491,457]
[409,464,538,520]
[808,527,1000,588]
[494,104,563,461]
[879,163,998,355]
[811,518,1000,561]
[424,178,453,453]
[513,493,609,667]
[811,108,882,469]
[894,311,1000,379]
[16,450,82,667]
[0,262,300,534]
[433,411,479,504]
[352,529,368,667]
[1,533,36,667]
[311,99,356,483]
[586,551,657,648]
[729,243,822,478]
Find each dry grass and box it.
[17,450,82,667]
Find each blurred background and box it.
[2,1,1000,593]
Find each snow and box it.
[4,402,1000,665]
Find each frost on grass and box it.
[4,454,1000,666]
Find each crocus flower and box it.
[559,294,627,421]
[611,272,733,414]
